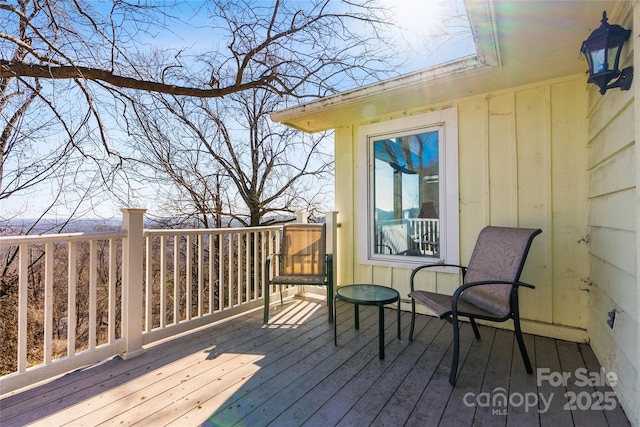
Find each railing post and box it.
[296,211,310,223]
[120,208,147,360]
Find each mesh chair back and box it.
[461,226,541,317]
[281,223,326,277]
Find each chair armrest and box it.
[325,253,333,268]
[265,253,281,279]
[453,280,535,297]
[451,280,535,316]
[326,253,333,283]
[409,262,467,292]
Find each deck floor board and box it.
[0,296,631,427]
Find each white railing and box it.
[0,209,338,394]
[0,225,130,393]
[141,225,282,344]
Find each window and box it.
[358,109,459,267]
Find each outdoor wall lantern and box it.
[580,11,633,95]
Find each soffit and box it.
[271,0,622,133]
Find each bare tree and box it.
[0,0,395,98]
[0,0,135,218]
[128,87,333,227]
[1,0,399,220]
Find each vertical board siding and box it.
[514,86,553,323]
[342,76,590,334]
[457,78,588,328]
[549,79,589,329]
[458,99,489,259]
[487,93,518,226]
[337,125,356,287]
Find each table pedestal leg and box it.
[354,303,359,330]
[378,304,385,359]
[397,300,401,340]
[334,294,338,346]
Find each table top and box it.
[336,284,399,305]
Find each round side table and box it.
[334,284,401,359]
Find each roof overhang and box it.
[271,0,623,133]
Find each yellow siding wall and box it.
[585,3,638,424]
[335,76,590,342]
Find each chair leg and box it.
[513,317,533,374]
[470,318,481,340]
[264,283,270,323]
[449,315,460,386]
[409,299,416,341]
[327,282,334,323]
[327,255,334,324]
[279,285,283,305]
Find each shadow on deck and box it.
[0,296,630,426]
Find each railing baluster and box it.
[186,234,192,320]
[89,240,97,350]
[261,231,266,299]
[245,232,251,301]
[267,230,272,297]
[109,238,117,343]
[68,242,77,357]
[218,233,223,311]
[271,229,278,296]
[17,245,28,373]
[209,233,214,314]
[44,242,54,365]
[227,234,233,308]
[237,233,243,304]
[172,235,177,325]
[145,235,153,333]
[158,236,167,328]
[253,231,259,301]
[198,234,204,317]
[235,232,238,304]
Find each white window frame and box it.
[357,108,459,269]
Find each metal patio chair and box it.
[408,226,542,385]
[263,223,334,323]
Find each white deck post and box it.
[296,211,310,223]
[120,208,147,360]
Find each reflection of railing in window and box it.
[376,218,439,257]
[407,218,439,256]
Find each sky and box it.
[381,0,475,69]
[1,0,475,222]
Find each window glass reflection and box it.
[373,131,440,257]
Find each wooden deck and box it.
[0,296,631,426]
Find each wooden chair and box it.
[263,223,333,323]
[408,226,542,385]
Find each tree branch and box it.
[0,60,271,97]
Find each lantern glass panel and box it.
[590,48,606,73]
[607,44,621,70]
